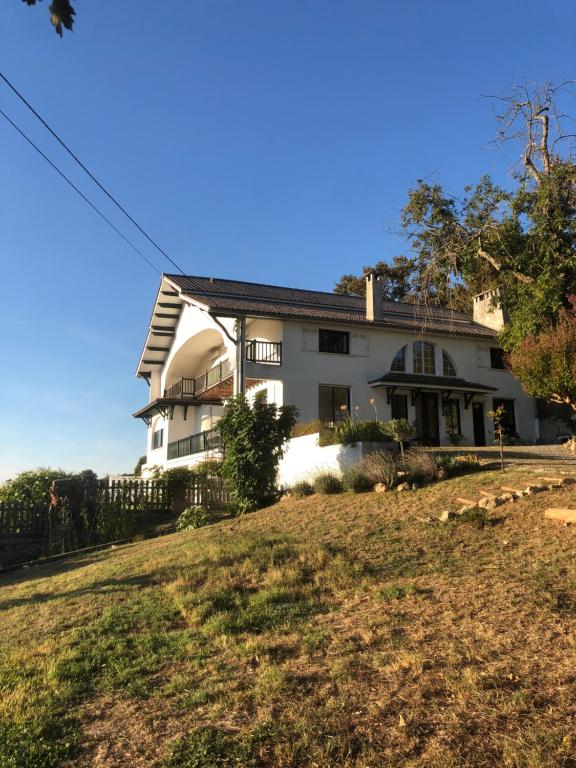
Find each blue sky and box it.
[1,0,575,480]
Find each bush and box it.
[359,450,398,487]
[217,393,298,513]
[437,453,482,478]
[290,481,314,498]
[401,448,440,484]
[313,473,343,495]
[176,505,211,531]
[342,466,373,493]
[333,419,390,446]
[291,420,324,438]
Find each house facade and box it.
[134,273,540,475]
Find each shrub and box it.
[313,473,343,494]
[381,418,415,458]
[401,448,440,484]
[437,453,481,478]
[0,467,76,506]
[176,505,211,531]
[291,420,324,438]
[290,481,314,498]
[359,450,398,487]
[333,419,389,446]
[192,459,222,480]
[342,466,373,493]
[217,393,298,513]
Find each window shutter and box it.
[302,327,318,352]
[350,332,369,356]
[476,346,490,368]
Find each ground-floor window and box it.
[319,385,350,426]
[492,398,517,437]
[152,428,164,449]
[443,399,461,436]
[391,393,408,420]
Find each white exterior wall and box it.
[278,321,537,445]
[139,307,539,476]
[278,433,363,487]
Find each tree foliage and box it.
[22,0,75,36]
[336,81,576,339]
[216,393,298,513]
[0,467,75,506]
[334,256,416,301]
[508,304,576,413]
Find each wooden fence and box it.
[0,476,230,539]
[0,501,48,538]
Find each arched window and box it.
[413,341,435,374]
[391,345,407,372]
[442,350,457,377]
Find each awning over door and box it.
[368,372,497,409]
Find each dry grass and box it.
[1,465,576,767]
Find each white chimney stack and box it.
[472,288,508,331]
[365,271,383,321]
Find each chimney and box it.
[472,288,508,331]
[365,271,383,321]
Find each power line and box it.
[0,70,185,275]
[0,107,162,275]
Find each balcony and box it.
[167,427,222,460]
[164,359,233,399]
[246,340,282,365]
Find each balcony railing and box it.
[246,340,282,365]
[167,427,222,460]
[164,359,233,399]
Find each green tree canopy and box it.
[508,304,576,413]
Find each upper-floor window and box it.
[391,345,407,372]
[442,350,457,377]
[413,341,435,375]
[152,428,164,450]
[490,347,506,370]
[319,329,349,354]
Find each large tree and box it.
[337,82,576,336]
[23,0,75,36]
[508,304,576,413]
[334,255,416,301]
[400,81,576,349]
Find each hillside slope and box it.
[1,466,576,768]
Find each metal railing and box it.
[164,359,233,399]
[246,340,282,365]
[167,427,222,460]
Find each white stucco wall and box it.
[277,321,537,445]
[138,304,541,475]
[277,433,364,487]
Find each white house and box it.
[133,272,542,477]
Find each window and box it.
[391,345,407,372]
[319,385,350,426]
[442,350,457,377]
[490,347,506,370]
[152,428,164,449]
[319,329,349,354]
[492,398,516,436]
[413,341,435,374]
[443,399,461,436]
[391,393,408,420]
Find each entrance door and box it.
[472,402,486,446]
[415,393,440,446]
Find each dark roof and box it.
[165,274,495,339]
[368,372,498,393]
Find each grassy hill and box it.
[1,465,576,768]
